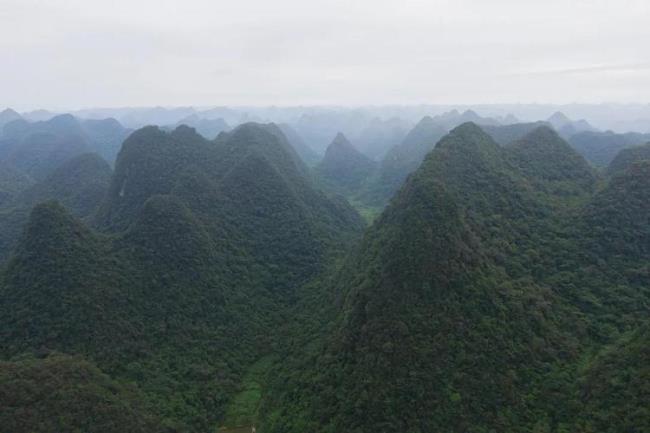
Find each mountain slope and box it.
[581,160,650,261]
[80,117,132,164]
[0,161,33,207]
[607,142,650,176]
[260,122,650,433]
[278,123,320,166]
[481,121,548,145]
[0,123,364,432]
[174,114,230,139]
[366,116,448,205]
[429,109,500,130]
[18,153,112,217]
[547,111,573,130]
[0,108,22,129]
[568,130,650,167]
[547,111,596,139]
[575,324,650,432]
[0,353,162,433]
[0,115,90,180]
[0,153,111,263]
[261,124,579,433]
[4,118,649,433]
[0,202,125,354]
[508,126,597,199]
[0,114,130,179]
[354,117,409,160]
[316,132,377,194]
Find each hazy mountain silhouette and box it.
[316,132,377,195]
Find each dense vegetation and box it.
[1,116,649,433]
[574,324,650,432]
[0,161,34,207]
[508,126,596,198]
[258,123,650,433]
[0,113,131,178]
[568,130,650,167]
[361,115,448,206]
[607,142,650,176]
[315,132,377,195]
[0,115,90,180]
[0,123,363,432]
[0,353,163,433]
[0,153,112,263]
[339,110,502,210]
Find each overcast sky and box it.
[2,0,649,110]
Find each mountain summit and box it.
[1,121,365,431]
[261,122,650,433]
[0,108,22,128]
[316,132,377,193]
[547,111,573,129]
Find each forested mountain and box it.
[293,110,373,154]
[484,119,649,170]
[259,123,650,433]
[22,109,56,122]
[1,116,649,433]
[17,153,112,217]
[0,153,112,263]
[354,117,410,160]
[0,161,34,207]
[568,130,650,167]
[173,114,230,139]
[574,323,650,432]
[315,133,377,195]
[0,108,22,128]
[0,123,364,432]
[508,126,596,197]
[0,114,130,179]
[582,159,650,261]
[278,123,320,166]
[80,117,133,163]
[365,116,448,205]
[547,111,597,138]
[0,115,91,180]
[546,111,573,130]
[481,121,548,145]
[607,142,650,176]
[355,112,521,208]
[496,113,520,124]
[0,353,163,433]
[344,114,537,210]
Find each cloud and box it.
[1,0,649,109]
[511,63,650,77]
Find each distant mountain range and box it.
[0,113,649,432]
[168,114,230,140]
[568,130,650,167]
[0,113,131,173]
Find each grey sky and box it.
[2,0,649,110]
